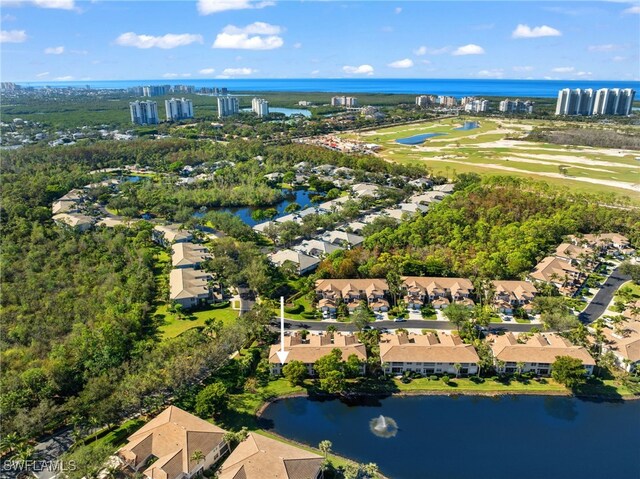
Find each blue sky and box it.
[1,0,639,82]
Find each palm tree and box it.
[13,443,34,462]
[190,450,205,467]
[318,440,332,459]
[89,416,101,439]
[516,362,525,376]
[453,363,462,378]
[362,462,380,478]
[0,432,22,454]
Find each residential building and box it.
[437,96,457,107]
[217,96,239,118]
[165,97,194,121]
[293,239,343,258]
[268,249,320,275]
[52,189,84,214]
[321,230,365,248]
[593,88,636,115]
[489,332,595,376]
[555,88,594,116]
[52,213,95,231]
[142,85,169,97]
[251,97,269,117]
[553,242,597,268]
[402,277,474,310]
[351,183,380,198]
[464,99,489,113]
[315,278,390,313]
[379,332,480,376]
[528,256,583,296]
[268,332,367,376]
[152,224,193,246]
[600,318,640,372]
[491,281,538,314]
[217,432,323,479]
[129,101,159,125]
[171,242,212,269]
[568,233,633,256]
[118,406,228,479]
[331,96,358,107]
[499,98,534,114]
[169,268,216,308]
[415,95,434,108]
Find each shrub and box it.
[285,304,304,314]
[301,312,318,319]
[429,375,438,381]
[442,375,450,385]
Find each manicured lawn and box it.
[395,377,568,393]
[158,303,239,339]
[275,295,322,321]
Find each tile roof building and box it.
[315,279,390,312]
[218,432,323,479]
[268,249,320,275]
[118,406,228,479]
[491,280,538,314]
[528,256,583,296]
[489,332,595,376]
[601,318,640,372]
[379,332,479,376]
[268,333,366,376]
[169,268,216,308]
[402,277,474,310]
[172,242,212,269]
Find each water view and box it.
[455,120,480,131]
[195,188,319,226]
[240,107,312,117]
[395,132,446,145]
[261,395,640,479]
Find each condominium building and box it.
[142,85,169,97]
[438,95,457,107]
[464,99,489,113]
[416,95,436,108]
[129,100,159,125]
[217,95,239,118]
[165,97,194,121]
[593,88,636,115]
[555,87,634,116]
[251,97,270,117]
[499,98,534,114]
[331,96,358,107]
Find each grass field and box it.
[346,117,640,199]
[156,303,239,339]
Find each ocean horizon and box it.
[12,78,640,99]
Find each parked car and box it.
[393,317,406,322]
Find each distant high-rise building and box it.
[499,98,534,114]
[142,85,169,97]
[593,88,635,115]
[165,98,194,121]
[251,98,270,117]
[415,95,433,108]
[171,84,195,94]
[128,86,144,96]
[331,96,358,107]
[557,87,635,116]
[129,101,159,125]
[464,99,489,113]
[217,96,239,118]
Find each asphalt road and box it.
[275,318,537,333]
[578,266,630,324]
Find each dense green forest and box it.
[317,175,640,280]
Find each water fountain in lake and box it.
[369,414,398,438]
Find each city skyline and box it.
[1,0,639,82]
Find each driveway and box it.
[578,266,631,324]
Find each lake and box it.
[260,395,640,479]
[396,132,446,145]
[194,188,319,226]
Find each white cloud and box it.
[222,67,257,76]
[213,22,284,50]
[44,46,64,54]
[197,0,274,15]
[477,69,504,78]
[588,44,621,52]
[0,29,27,43]
[622,5,640,14]
[388,58,414,69]
[612,55,627,62]
[342,64,374,75]
[199,68,216,74]
[115,32,203,49]
[5,0,75,9]
[69,49,88,55]
[512,24,561,38]
[513,65,534,72]
[394,7,402,14]
[163,73,192,78]
[55,75,73,80]
[452,44,485,56]
[2,14,17,21]
[420,59,432,65]
[414,45,449,56]
[311,69,320,75]
[36,71,49,77]
[576,71,592,77]
[293,42,302,49]
[552,66,575,73]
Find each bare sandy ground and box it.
[508,153,638,169]
[419,158,640,192]
[479,139,638,158]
